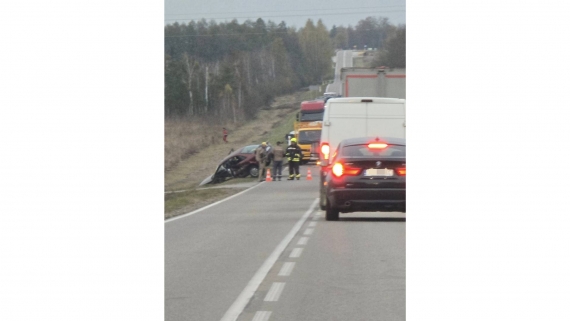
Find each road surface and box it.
[165,165,405,321]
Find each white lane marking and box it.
[278,262,296,276]
[312,215,319,221]
[297,237,309,245]
[165,183,263,223]
[303,228,314,235]
[264,282,286,301]
[219,198,318,321]
[289,248,303,258]
[315,211,321,216]
[252,311,272,321]
[308,221,317,227]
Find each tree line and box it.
[165,17,405,121]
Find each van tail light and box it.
[321,143,330,160]
[331,163,361,177]
[395,168,406,176]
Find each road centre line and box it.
[303,228,314,235]
[278,262,295,276]
[308,221,317,227]
[252,311,272,321]
[297,237,309,245]
[165,183,263,223]
[264,282,286,301]
[219,198,318,321]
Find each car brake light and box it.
[331,163,361,177]
[395,168,406,176]
[321,143,330,160]
[368,143,388,149]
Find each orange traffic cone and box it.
[306,168,312,180]
[265,169,272,182]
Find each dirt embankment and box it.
[165,90,319,219]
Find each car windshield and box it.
[240,145,259,154]
[341,144,406,157]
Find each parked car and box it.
[324,136,406,220]
[199,144,262,186]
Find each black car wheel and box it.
[248,165,259,178]
[325,197,339,221]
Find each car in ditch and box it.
[324,136,406,220]
[199,144,263,186]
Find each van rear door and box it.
[366,101,406,138]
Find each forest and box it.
[164,16,405,122]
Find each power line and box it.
[164,10,405,22]
[165,5,405,16]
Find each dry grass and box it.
[164,90,322,219]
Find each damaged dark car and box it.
[199,145,262,186]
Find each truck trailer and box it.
[340,67,405,98]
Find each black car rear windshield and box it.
[341,144,406,157]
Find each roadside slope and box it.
[165,90,320,219]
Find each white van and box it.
[318,97,406,209]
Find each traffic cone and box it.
[306,168,312,180]
[265,169,272,182]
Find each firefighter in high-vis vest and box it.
[285,137,303,180]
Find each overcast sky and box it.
[165,0,405,29]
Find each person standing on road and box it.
[255,142,268,182]
[269,141,285,181]
[285,137,303,180]
[222,128,228,143]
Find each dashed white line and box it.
[278,262,296,276]
[219,198,318,321]
[308,221,317,227]
[290,248,304,258]
[304,228,314,235]
[297,237,309,245]
[264,282,286,301]
[252,311,272,321]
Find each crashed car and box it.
[199,144,262,186]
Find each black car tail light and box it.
[395,167,406,176]
[331,162,361,177]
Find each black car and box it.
[324,137,406,220]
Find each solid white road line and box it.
[308,221,317,227]
[264,282,286,302]
[303,228,314,235]
[297,237,309,245]
[165,183,263,223]
[219,198,318,321]
[252,311,272,321]
[278,262,295,276]
[289,248,303,258]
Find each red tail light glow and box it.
[368,143,388,149]
[331,163,361,177]
[321,143,330,160]
[396,168,406,176]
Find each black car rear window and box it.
[341,144,406,157]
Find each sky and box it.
[165,0,405,29]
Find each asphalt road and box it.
[165,165,405,321]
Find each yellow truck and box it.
[294,100,325,164]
